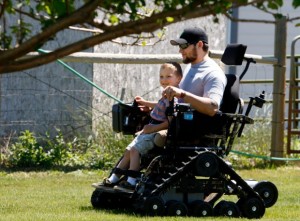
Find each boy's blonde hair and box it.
[160,62,183,78]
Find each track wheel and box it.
[194,152,219,177]
[166,200,188,216]
[91,190,108,209]
[241,197,266,219]
[143,196,165,216]
[189,200,213,217]
[253,181,278,208]
[214,200,240,217]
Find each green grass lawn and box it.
[0,167,299,221]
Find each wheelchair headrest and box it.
[221,44,247,66]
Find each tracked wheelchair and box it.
[91,44,278,219]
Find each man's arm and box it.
[180,91,219,116]
[163,87,219,116]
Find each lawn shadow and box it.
[80,205,141,216]
[0,165,89,174]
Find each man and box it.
[155,27,227,147]
[163,27,226,115]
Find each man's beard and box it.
[182,48,197,64]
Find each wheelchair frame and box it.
[90,44,278,219]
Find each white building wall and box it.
[0,25,93,139]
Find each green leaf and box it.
[273,13,283,19]
[44,5,52,15]
[141,41,147,46]
[267,2,277,10]
[267,0,283,10]
[4,0,15,14]
[157,31,163,38]
[166,16,174,22]
[52,0,68,17]
[276,0,283,7]
[293,0,300,8]
[109,14,119,25]
[0,33,12,50]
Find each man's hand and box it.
[163,86,184,101]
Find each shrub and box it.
[87,118,132,169]
[8,130,52,168]
[2,119,132,170]
[2,109,282,170]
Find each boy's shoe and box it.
[113,181,135,193]
[92,178,115,189]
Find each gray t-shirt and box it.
[179,58,226,107]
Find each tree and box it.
[0,0,299,74]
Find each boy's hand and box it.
[135,96,145,105]
[135,96,151,112]
[141,124,155,134]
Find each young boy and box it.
[92,61,182,192]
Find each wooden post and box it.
[271,16,287,159]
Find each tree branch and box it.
[0,0,8,18]
[0,0,101,64]
[0,0,272,73]
[13,7,44,21]
[0,2,208,72]
[288,16,300,22]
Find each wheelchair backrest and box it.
[219,43,247,114]
[219,74,240,114]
